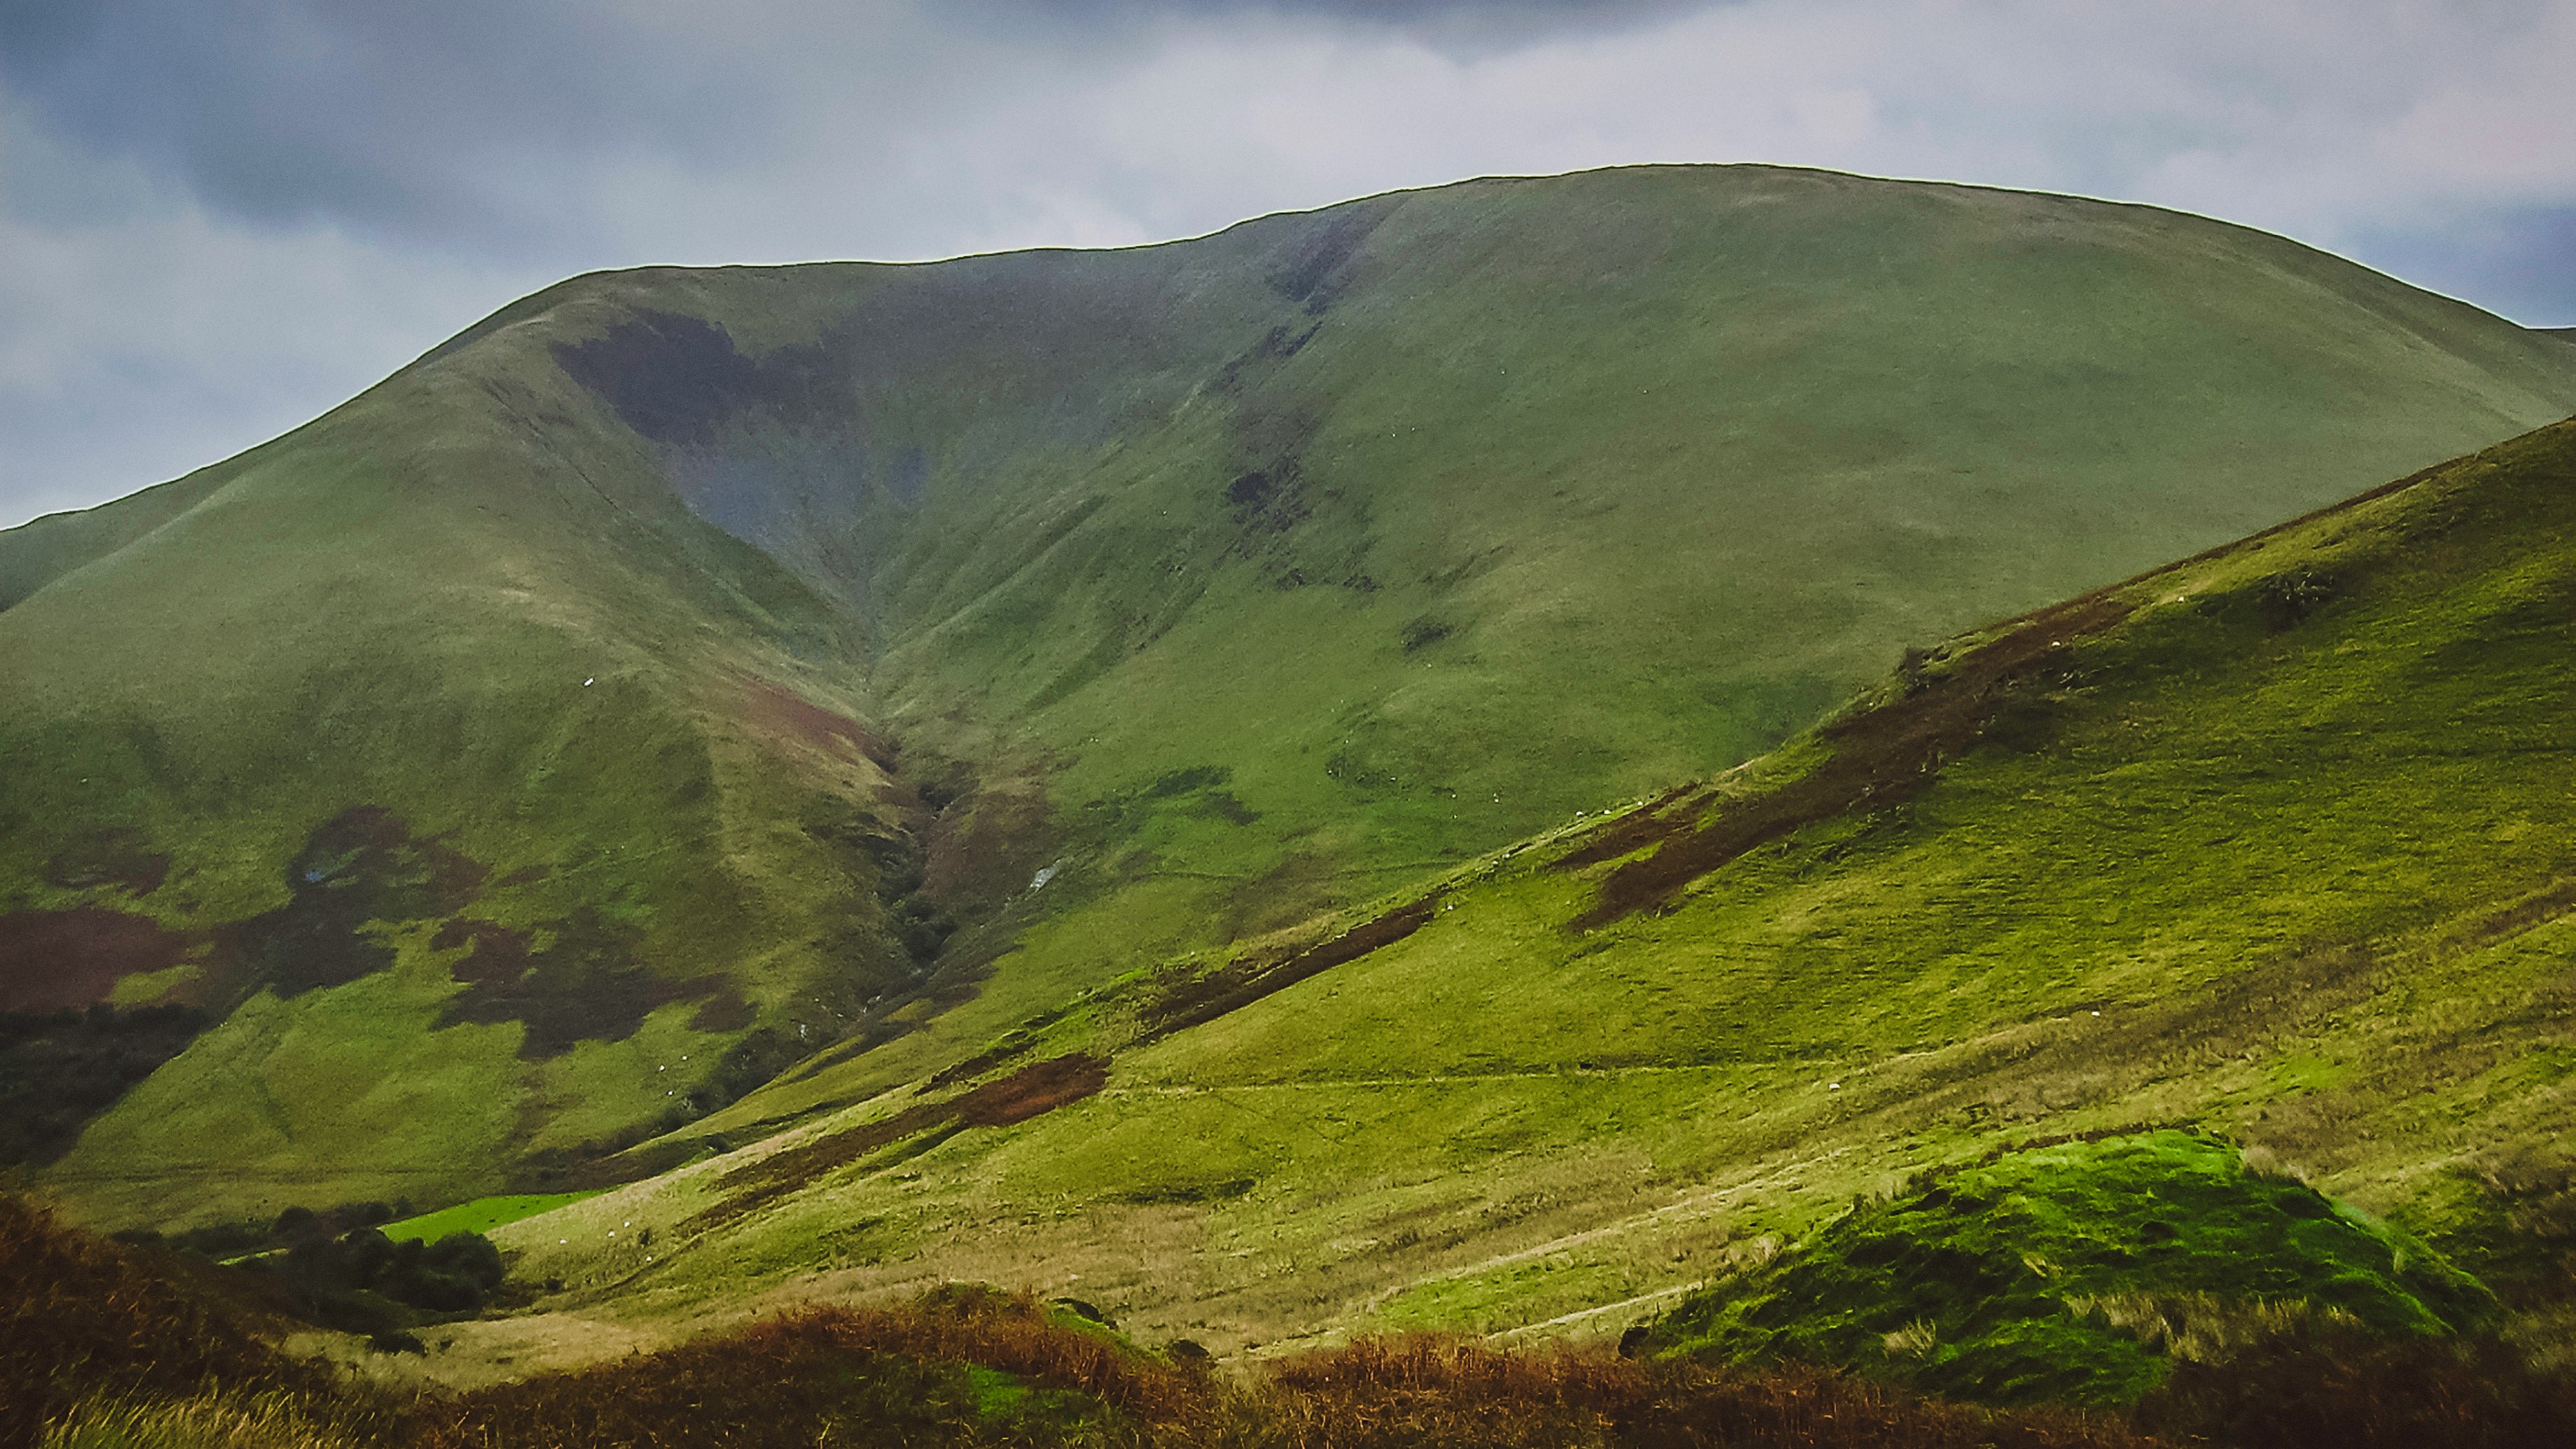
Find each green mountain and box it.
[6,165,2575,1236]
[467,415,2576,1387]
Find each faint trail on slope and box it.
[1484,1280,1708,1340]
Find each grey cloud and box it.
[2348,205,2576,328]
[0,0,1712,255]
[3,0,2573,528]
[959,0,1714,39]
[0,1,783,252]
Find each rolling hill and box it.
[450,415,2576,1395]
[6,164,2576,1232]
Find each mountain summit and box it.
[6,165,2574,1226]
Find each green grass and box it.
[382,1192,602,1245]
[1643,1131,2492,1407]
[6,164,2574,1236]
[489,419,2576,1380]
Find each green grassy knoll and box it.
[10,164,2576,1233]
[383,1193,601,1245]
[1641,1131,2491,1407]
[462,419,2576,1391]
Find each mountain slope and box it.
[461,417,2576,1376]
[6,165,2575,1227]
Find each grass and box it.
[0,1195,321,1447]
[17,1196,2575,1449]
[38,1393,356,1449]
[380,1193,600,1245]
[9,165,2575,1232]
[476,417,2576,1388]
[1643,1131,2494,1407]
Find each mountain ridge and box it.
[7,163,2576,1233]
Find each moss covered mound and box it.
[1647,1132,2495,1407]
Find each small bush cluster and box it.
[250,1225,505,1347]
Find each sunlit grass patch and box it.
[381,1193,601,1245]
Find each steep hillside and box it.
[7,165,2576,1227]
[453,418,2576,1383]
[0,351,910,1224]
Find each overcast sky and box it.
[3,0,2572,528]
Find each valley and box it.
[4,163,2576,1439]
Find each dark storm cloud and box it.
[2,0,2571,528]
[0,0,771,249]
[0,0,1710,252]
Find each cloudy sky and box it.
[2,0,2571,527]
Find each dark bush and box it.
[257,1227,508,1333]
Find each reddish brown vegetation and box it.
[1262,1335,2153,1449]
[1141,897,1441,1039]
[407,1288,1195,1449]
[691,1054,1109,1229]
[405,1311,2155,1449]
[430,912,736,1059]
[1548,442,2479,932]
[1556,593,2135,927]
[0,907,196,1014]
[0,1196,313,1448]
[733,675,894,770]
[41,828,169,896]
[14,1192,2576,1449]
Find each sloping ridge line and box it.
[1554,419,2576,927]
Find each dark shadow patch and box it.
[1209,322,1322,397]
[1399,616,1454,653]
[1091,767,1262,832]
[2253,568,2338,633]
[1115,1177,1255,1207]
[0,907,197,1014]
[884,445,931,505]
[433,910,704,1060]
[1267,204,1387,313]
[0,1003,209,1167]
[690,985,758,1034]
[42,828,170,896]
[1147,765,1231,799]
[1227,466,1306,532]
[1200,792,1260,826]
[224,808,485,999]
[553,309,842,447]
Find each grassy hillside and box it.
[448,418,2576,1392]
[6,164,2576,1229]
[0,335,925,1225]
[626,165,2576,1142]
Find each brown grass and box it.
[1140,898,1441,1041]
[14,1191,2572,1449]
[403,1286,1194,1449]
[688,1054,1110,1231]
[0,1196,318,1449]
[1252,1334,2155,1449]
[1558,592,2134,928]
